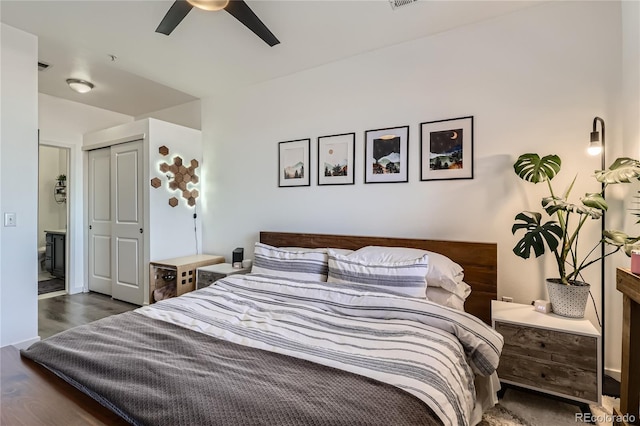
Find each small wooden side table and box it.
[614,268,640,426]
[149,254,224,303]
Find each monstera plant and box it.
[511,154,640,317]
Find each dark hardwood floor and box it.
[39,292,138,339]
[0,293,140,425]
[1,346,129,426]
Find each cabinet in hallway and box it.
[44,230,65,279]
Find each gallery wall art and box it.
[276,116,474,187]
[364,125,409,184]
[317,132,355,186]
[420,116,474,181]
[278,138,310,187]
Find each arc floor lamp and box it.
[589,116,619,397]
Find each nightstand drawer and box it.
[196,263,251,290]
[495,320,598,402]
[196,270,226,289]
[495,322,597,371]
[498,352,598,402]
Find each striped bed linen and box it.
[327,249,429,298]
[136,274,503,426]
[252,242,329,281]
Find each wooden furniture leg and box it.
[614,294,640,426]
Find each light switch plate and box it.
[4,212,16,227]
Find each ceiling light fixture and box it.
[66,78,94,94]
[187,0,229,11]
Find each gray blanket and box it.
[22,312,442,426]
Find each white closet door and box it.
[88,147,112,295]
[111,140,144,304]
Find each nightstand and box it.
[492,300,601,407]
[149,254,225,303]
[196,263,251,289]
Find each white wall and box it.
[39,93,134,145]
[39,93,133,294]
[135,100,201,130]
[147,119,203,262]
[622,0,640,159]
[201,2,629,371]
[1,24,39,348]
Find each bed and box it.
[12,232,501,426]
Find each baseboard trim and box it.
[605,368,621,382]
[68,286,83,295]
[2,336,41,350]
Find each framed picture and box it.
[278,138,310,187]
[364,125,409,184]
[420,116,474,181]
[317,133,355,186]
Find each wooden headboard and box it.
[260,231,497,325]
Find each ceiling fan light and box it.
[66,78,94,93]
[187,0,229,11]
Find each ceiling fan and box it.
[156,0,280,47]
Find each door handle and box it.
[140,228,143,234]
[89,225,92,230]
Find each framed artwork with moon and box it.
[420,116,473,181]
[317,132,355,186]
[364,125,409,184]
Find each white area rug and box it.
[479,388,618,426]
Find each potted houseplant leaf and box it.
[512,154,640,318]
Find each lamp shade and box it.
[187,0,229,11]
[66,78,94,94]
[588,128,602,155]
[588,140,602,156]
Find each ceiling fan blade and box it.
[156,1,194,35]
[224,0,280,47]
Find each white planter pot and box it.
[546,279,590,318]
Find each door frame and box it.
[38,140,72,296]
[83,133,149,304]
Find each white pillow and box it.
[252,243,328,281]
[426,286,467,311]
[327,249,428,298]
[346,246,467,298]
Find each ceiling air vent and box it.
[37,61,51,71]
[389,0,418,10]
